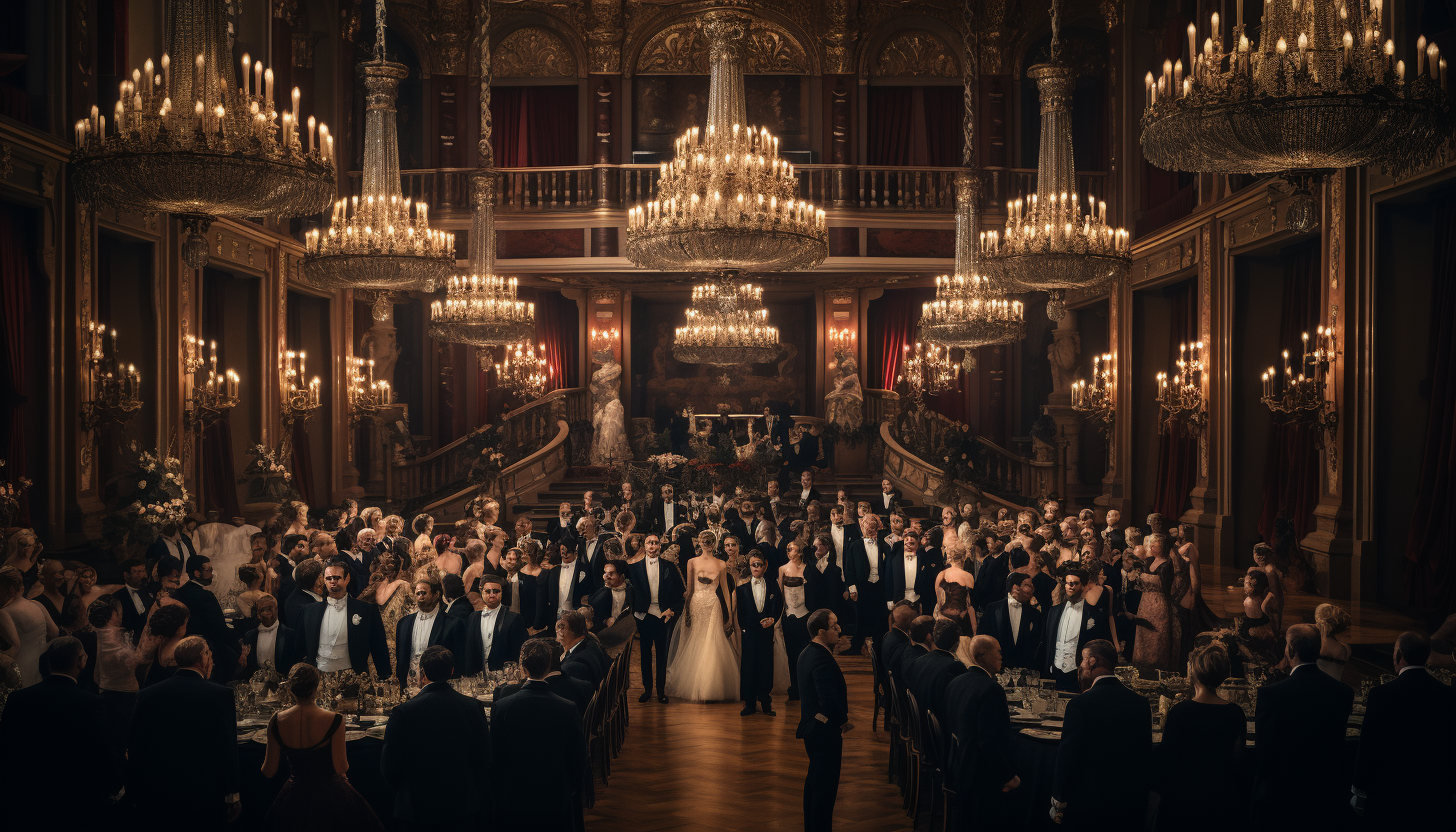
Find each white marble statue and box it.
[824,355,864,430]
[589,355,631,465]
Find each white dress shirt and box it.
[584,537,600,566]
[752,577,766,612]
[1053,599,1085,672]
[663,502,676,528]
[639,557,662,618]
[125,586,147,615]
[610,586,627,620]
[479,606,500,661]
[800,488,812,504]
[830,525,845,568]
[255,621,280,667]
[1007,595,1024,645]
[864,539,880,583]
[882,493,894,509]
[317,596,351,672]
[902,554,920,603]
[559,563,578,608]
[506,572,521,613]
[410,608,437,672]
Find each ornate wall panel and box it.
[870,30,960,77]
[635,18,810,74]
[494,26,578,78]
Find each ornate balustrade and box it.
[345,165,1108,216]
[884,404,1063,511]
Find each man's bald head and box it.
[969,634,1003,673]
[891,602,917,632]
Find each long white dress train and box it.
[664,578,741,702]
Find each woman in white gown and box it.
[0,567,58,686]
[665,535,741,701]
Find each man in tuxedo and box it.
[284,558,325,627]
[579,490,606,523]
[736,552,783,716]
[394,578,460,686]
[381,645,490,828]
[629,534,684,703]
[236,594,301,680]
[797,609,850,832]
[944,635,1019,826]
[461,574,527,675]
[650,483,689,536]
[512,513,549,553]
[557,609,609,689]
[576,516,616,580]
[983,572,1042,670]
[588,559,635,634]
[145,521,196,573]
[341,528,377,596]
[890,615,935,685]
[971,539,1010,613]
[494,637,593,714]
[902,619,966,723]
[490,639,588,831]
[546,501,577,545]
[1041,569,1111,692]
[843,514,889,655]
[874,478,902,520]
[298,561,391,676]
[886,530,937,616]
[1100,509,1126,555]
[1354,631,1456,826]
[441,573,473,625]
[0,638,123,827]
[273,533,308,610]
[535,539,596,630]
[1250,624,1356,830]
[501,547,538,631]
[825,505,858,572]
[174,555,237,677]
[116,557,154,641]
[128,637,241,829]
[795,469,823,508]
[878,602,917,679]
[1050,640,1151,828]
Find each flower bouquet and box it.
[102,443,191,546]
[238,442,300,503]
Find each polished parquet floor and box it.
[585,633,906,832]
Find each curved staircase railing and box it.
[881,404,1061,512]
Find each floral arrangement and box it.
[0,459,32,529]
[465,425,510,489]
[646,453,687,468]
[102,444,191,546]
[238,441,301,503]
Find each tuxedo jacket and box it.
[340,551,373,596]
[825,523,860,570]
[271,555,297,616]
[172,581,232,649]
[626,557,685,618]
[648,500,690,536]
[489,681,588,830]
[1053,677,1152,826]
[500,571,538,630]
[890,643,928,684]
[393,610,460,685]
[461,608,528,675]
[794,487,824,508]
[546,516,577,544]
[871,489,903,518]
[982,596,1041,670]
[1252,664,1355,821]
[886,552,939,614]
[943,665,1015,796]
[116,585,155,641]
[588,583,636,633]
[804,558,845,612]
[971,553,1010,611]
[298,595,392,677]
[144,536,197,571]
[443,596,474,628]
[577,532,619,579]
[734,578,783,640]
[1354,667,1456,824]
[903,649,965,723]
[795,642,848,739]
[283,587,321,629]
[381,682,490,825]
[1039,598,1113,678]
[561,637,610,689]
[534,561,597,630]
[127,669,239,825]
[0,676,122,824]
[236,624,303,680]
[844,535,891,594]
[495,672,592,714]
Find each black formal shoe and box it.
[740,705,757,716]
[638,691,653,703]
[762,707,776,716]
[658,694,669,704]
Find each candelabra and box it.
[346,356,392,426]
[1140,0,1453,178]
[828,327,857,360]
[672,274,780,365]
[182,331,239,433]
[1156,341,1207,436]
[1260,312,1341,446]
[590,327,620,362]
[897,341,958,401]
[495,342,551,401]
[1071,352,1116,431]
[80,319,143,432]
[625,8,826,273]
[281,350,322,428]
[71,0,334,269]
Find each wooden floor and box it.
[585,634,906,832]
[1203,564,1420,646]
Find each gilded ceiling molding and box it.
[494,26,578,78]
[426,0,473,75]
[870,29,960,77]
[635,16,810,74]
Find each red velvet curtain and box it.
[1153,280,1199,521]
[0,205,32,524]
[1257,240,1321,548]
[868,288,933,390]
[490,85,579,167]
[200,270,241,519]
[526,289,580,392]
[865,86,963,167]
[1405,200,1456,622]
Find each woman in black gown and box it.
[1152,643,1247,832]
[262,664,384,831]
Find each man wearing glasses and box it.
[462,574,527,674]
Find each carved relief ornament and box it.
[871,31,961,77]
[494,26,578,77]
[636,17,810,74]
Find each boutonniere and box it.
[1084,617,1095,631]
[351,614,362,625]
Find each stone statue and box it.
[589,353,631,465]
[1047,327,1081,394]
[824,354,864,430]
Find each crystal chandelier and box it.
[983,1,1130,322]
[71,0,335,268]
[1156,341,1207,436]
[1140,1,1453,177]
[672,275,780,366]
[302,1,454,291]
[495,342,552,401]
[1260,311,1341,446]
[625,8,827,273]
[897,340,959,400]
[1071,352,1116,431]
[428,0,535,348]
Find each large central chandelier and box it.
[983,0,1130,322]
[71,0,335,268]
[672,276,780,366]
[302,1,454,291]
[429,0,535,351]
[1141,1,1453,177]
[625,8,827,273]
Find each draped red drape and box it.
[200,270,241,519]
[1153,280,1199,521]
[0,205,32,524]
[529,289,580,392]
[284,308,316,505]
[1404,200,1456,622]
[865,86,963,167]
[865,286,969,418]
[1257,240,1321,549]
[489,85,579,167]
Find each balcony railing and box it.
[346,164,1108,215]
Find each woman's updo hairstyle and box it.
[283,662,321,700]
